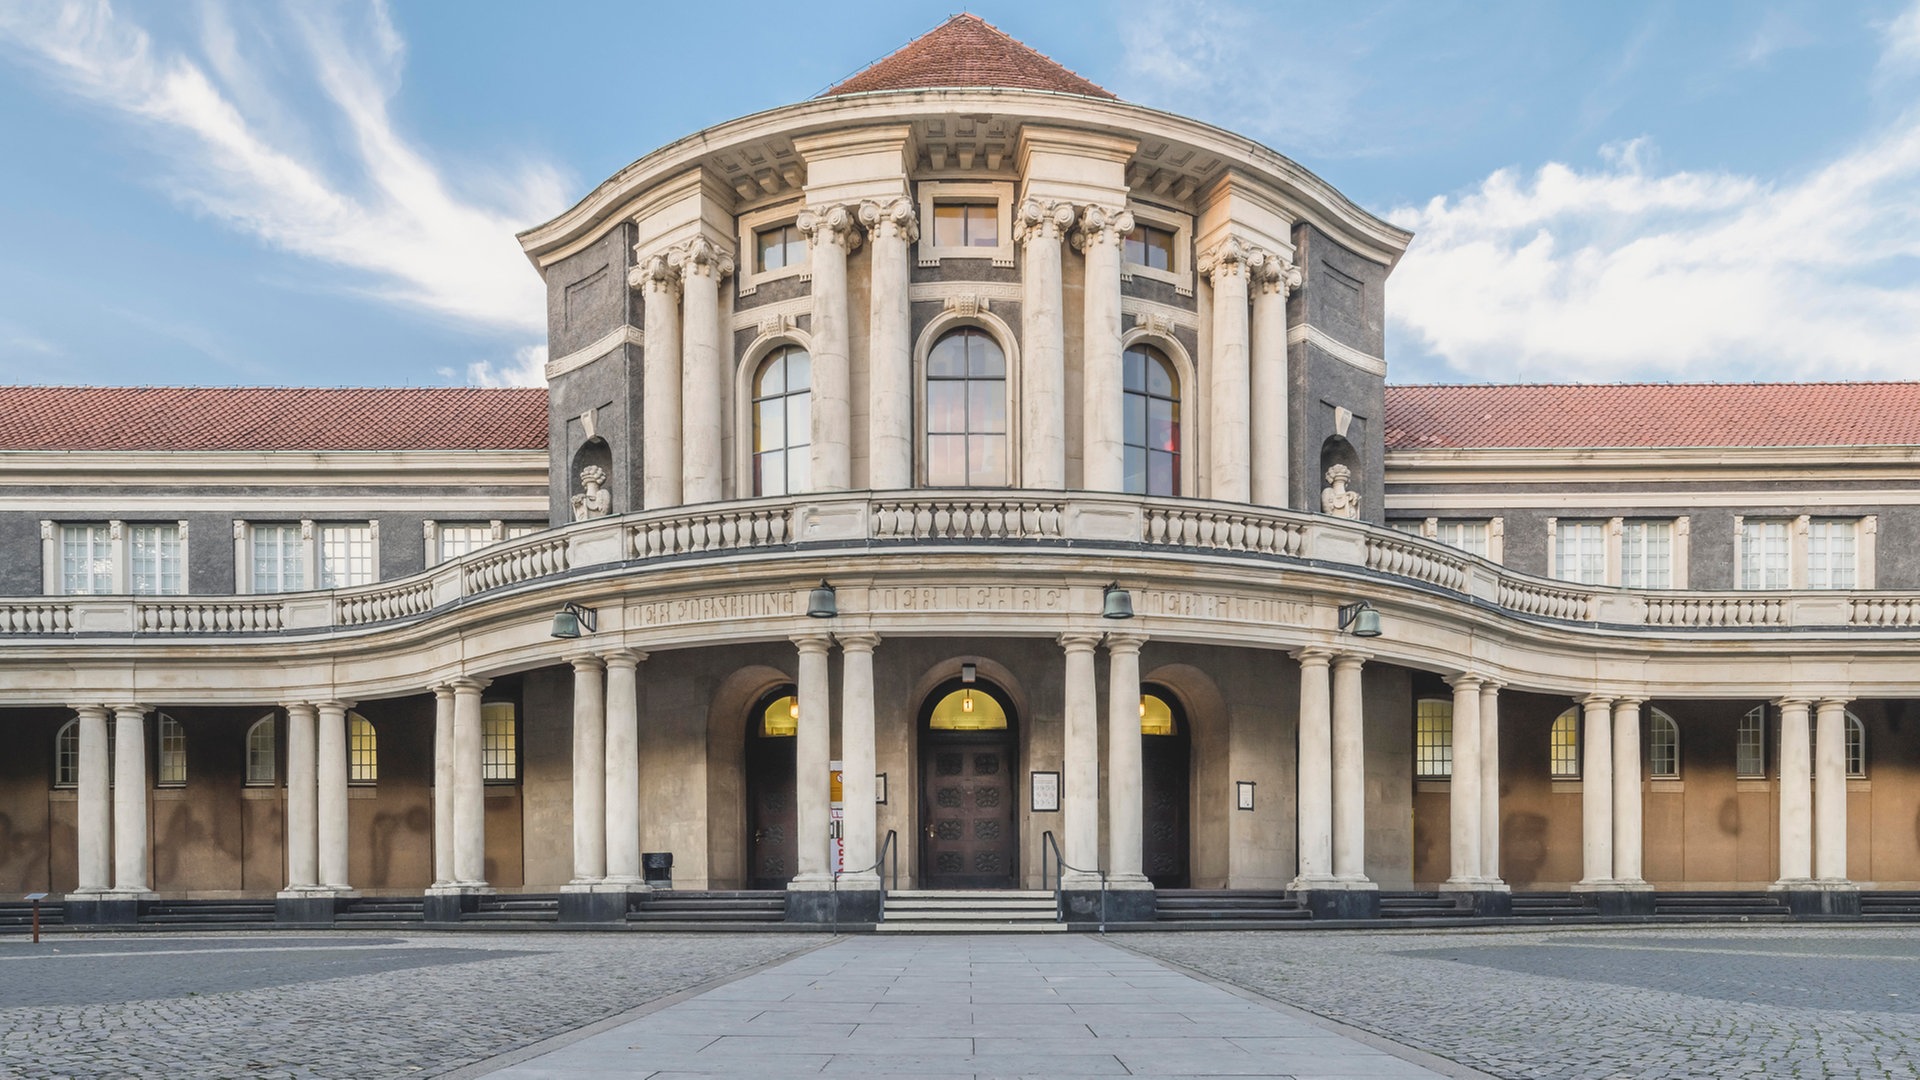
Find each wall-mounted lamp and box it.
[1102,582,1135,620]
[1338,600,1382,638]
[550,602,598,639]
[806,580,838,619]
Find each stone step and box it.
[882,908,1057,921]
[874,920,1068,934]
[885,897,1056,910]
[627,910,783,922]
[886,889,1053,900]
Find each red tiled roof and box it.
[0,386,549,452]
[823,14,1116,100]
[1385,383,1920,450]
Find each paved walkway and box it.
[481,934,1458,1079]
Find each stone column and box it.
[1775,697,1813,884]
[1478,681,1504,882]
[1019,200,1076,490]
[1814,697,1850,882]
[838,634,880,887]
[1444,676,1484,886]
[1249,254,1299,507]
[860,198,916,491]
[1611,698,1646,886]
[676,237,733,504]
[316,701,352,890]
[1577,695,1614,887]
[1105,633,1148,885]
[1060,633,1103,885]
[799,205,859,492]
[450,678,490,886]
[637,254,683,509]
[603,651,645,885]
[1202,238,1252,503]
[1331,652,1369,882]
[285,702,318,890]
[569,656,607,884]
[74,705,111,893]
[430,686,455,887]
[110,705,150,893]
[792,634,833,886]
[1292,647,1335,885]
[1078,204,1132,492]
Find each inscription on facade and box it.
[1142,591,1311,625]
[872,586,1064,612]
[634,591,794,626]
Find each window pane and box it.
[932,204,964,248]
[1124,392,1147,449]
[1148,451,1177,497]
[1124,446,1147,494]
[482,703,517,782]
[756,397,785,451]
[927,330,967,377]
[965,331,1005,377]
[927,435,967,486]
[783,350,809,392]
[157,714,186,786]
[1550,711,1580,777]
[1122,348,1145,392]
[1415,699,1453,778]
[1148,398,1177,453]
[786,392,810,450]
[320,525,373,589]
[1147,352,1176,397]
[927,381,966,433]
[968,381,1006,434]
[969,435,1007,486]
[757,227,784,272]
[757,352,785,396]
[756,450,786,497]
[349,714,377,784]
[965,204,997,246]
[63,524,114,595]
[1737,707,1765,777]
[131,525,183,596]
[246,718,275,785]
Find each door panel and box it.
[747,738,797,890]
[921,738,1015,888]
[1142,733,1190,888]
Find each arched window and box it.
[1123,345,1180,496]
[1414,698,1452,778]
[1140,692,1178,736]
[1550,708,1580,778]
[760,693,798,738]
[245,715,276,786]
[1847,712,1866,778]
[1649,710,1679,779]
[156,713,186,787]
[928,686,1009,731]
[1737,705,1766,778]
[482,702,519,783]
[54,719,115,788]
[752,346,811,496]
[348,712,377,785]
[926,328,1008,486]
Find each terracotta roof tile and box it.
[1385,383,1920,450]
[823,13,1116,100]
[0,386,548,453]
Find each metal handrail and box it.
[829,829,898,932]
[1040,830,1109,933]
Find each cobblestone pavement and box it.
[0,932,811,1079]
[1122,927,1920,1080]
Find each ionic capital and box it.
[797,204,863,252]
[857,197,918,244]
[1017,199,1078,245]
[666,236,735,281]
[1071,204,1134,251]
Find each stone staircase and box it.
[138,899,276,926]
[1510,892,1597,920]
[1154,889,1310,926]
[876,889,1064,932]
[0,900,63,931]
[628,890,787,925]
[1652,891,1790,919]
[1861,891,1920,919]
[461,893,560,923]
[1378,891,1473,920]
[334,896,426,924]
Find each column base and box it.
[63,893,144,926]
[274,889,341,927]
[559,882,647,923]
[1291,879,1381,920]
[1440,879,1514,917]
[1059,883,1155,924]
[1772,880,1861,918]
[424,884,494,923]
[1570,880,1654,916]
[783,886,882,925]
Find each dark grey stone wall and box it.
[1287,223,1390,520]
[735,273,810,311]
[0,515,41,595]
[912,259,1018,285]
[545,223,640,524]
[1292,222,1386,357]
[545,225,634,361]
[1121,275,1195,310]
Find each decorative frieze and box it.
[632,590,794,627]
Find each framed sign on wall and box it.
[1030,770,1060,813]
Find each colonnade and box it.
[560,653,646,894]
[69,704,150,897]
[1290,650,1376,894]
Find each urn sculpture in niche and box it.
[571,465,612,522]
[1321,464,1361,519]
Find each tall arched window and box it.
[1737,705,1766,778]
[54,719,114,788]
[1123,345,1180,496]
[752,346,811,496]
[156,713,186,787]
[1847,712,1866,778]
[1649,710,1679,779]
[926,328,1008,486]
[1414,698,1452,778]
[348,712,377,785]
[1550,708,1580,778]
[246,715,276,786]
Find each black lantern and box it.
[1101,582,1135,620]
[550,602,598,639]
[806,580,838,618]
[1338,601,1382,638]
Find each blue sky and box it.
[1,0,1918,387]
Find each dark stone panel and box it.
[1587,890,1654,917]
[784,888,879,925]
[379,514,431,582]
[735,273,810,311]
[1297,888,1382,919]
[558,889,632,923]
[1121,275,1194,309]
[275,894,336,927]
[549,342,639,524]
[0,515,42,596]
[1060,887,1154,923]
[912,259,1018,285]
[1878,507,1920,588]
[1786,889,1862,918]
[64,898,139,925]
[1291,221,1387,357]
[545,225,635,360]
[423,891,482,922]
[182,512,233,596]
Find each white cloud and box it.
[446,345,547,388]
[0,0,563,338]
[1386,112,1920,382]
[1886,0,1920,68]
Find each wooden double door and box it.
[919,730,1018,888]
[746,734,797,890]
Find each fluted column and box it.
[1078,204,1132,492]
[1611,698,1645,886]
[792,634,833,885]
[861,198,916,490]
[1249,254,1300,507]
[1105,633,1148,885]
[1776,697,1813,884]
[1445,676,1484,886]
[1478,681,1504,882]
[1292,647,1335,885]
[74,705,111,893]
[570,656,607,884]
[676,237,733,504]
[1577,694,1614,887]
[1019,200,1076,490]
[799,206,859,492]
[430,686,455,887]
[450,678,490,886]
[1060,633,1102,885]
[1814,697,1850,882]
[316,700,352,890]
[111,705,150,893]
[603,651,645,885]
[838,634,880,886]
[285,702,318,890]
[1331,652,1369,881]
[1202,238,1252,503]
[637,254,683,509]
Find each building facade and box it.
[2,16,1916,924]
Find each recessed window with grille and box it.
[1414,698,1452,778]
[1737,706,1766,778]
[130,525,185,596]
[348,713,377,784]
[1435,520,1489,558]
[61,524,115,595]
[156,713,186,787]
[1550,709,1580,778]
[1807,519,1857,590]
[1621,520,1673,589]
[1738,519,1790,589]
[1649,711,1679,778]
[252,524,306,593]
[319,524,375,588]
[246,715,276,786]
[482,702,518,783]
[1554,521,1606,585]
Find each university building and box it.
[3,16,1916,927]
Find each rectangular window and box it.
[252,525,306,593]
[1807,519,1856,590]
[1434,520,1489,558]
[755,223,804,273]
[318,524,375,589]
[931,202,997,249]
[1738,519,1790,589]
[1649,717,1679,779]
[1389,520,1426,537]
[438,525,494,561]
[1414,699,1452,779]
[1620,520,1673,589]
[61,524,115,595]
[482,702,518,783]
[1123,223,1176,271]
[1554,520,1606,585]
[129,525,185,596]
[156,715,186,787]
[349,714,378,784]
[1549,714,1581,778]
[1737,707,1766,778]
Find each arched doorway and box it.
[745,688,798,889]
[1141,687,1191,888]
[919,678,1018,888]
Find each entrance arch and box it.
[744,687,798,889]
[918,678,1018,888]
[1141,685,1192,888]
